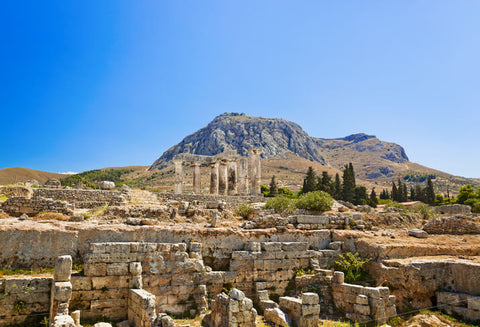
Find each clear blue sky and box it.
[1,1,479,178]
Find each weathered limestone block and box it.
[52,314,76,327]
[302,293,319,305]
[264,308,289,327]
[128,289,157,327]
[55,256,73,282]
[99,181,115,190]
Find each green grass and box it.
[0,267,55,277]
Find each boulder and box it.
[99,181,115,190]
[408,228,429,238]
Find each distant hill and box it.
[0,167,66,185]
[147,113,478,194]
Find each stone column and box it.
[209,162,219,194]
[218,160,228,196]
[192,163,201,194]
[174,160,183,194]
[237,158,248,195]
[249,149,262,195]
[50,255,73,323]
[227,160,238,195]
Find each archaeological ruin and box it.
[0,160,479,327]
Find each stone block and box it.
[363,287,381,299]
[54,281,73,302]
[388,295,396,306]
[71,276,92,291]
[264,308,289,327]
[55,255,73,282]
[230,288,245,301]
[356,294,369,305]
[302,304,320,316]
[296,215,329,225]
[85,263,107,277]
[257,290,269,301]
[189,242,202,252]
[107,263,129,276]
[333,271,344,283]
[261,242,282,252]
[354,304,370,316]
[468,295,480,311]
[302,293,319,305]
[129,262,142,275]
[282,242,308,252]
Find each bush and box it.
[408,203,436,219]
[382,200,406,210]
[234,203,254,219]
[296,191,333,212]
[334,252,371,284]
[471,200,480,213]
[264,196,296,214]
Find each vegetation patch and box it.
[34,212,68,221]
[234,203,254,219]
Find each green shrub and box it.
[471,201,480,213]
[334,252,371,284]
[296,191,333,212]
[408,202,437,219]
[234,203,254,219]
[264,196,296,214]
[382,200,406,210]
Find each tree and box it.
[379,189,390,200]
[425,177,435,205]
[457,184,476,204]
[342,163,356,203]
[369,188,378,207]
[354,186,368,205]
[391,182,398,202]
[333,173,342,200]
[410,186,415,201]
[402,183,408,202]
[318,171,332,195]
[303,167,317,194]
[415,184,425,202]
[269,175,278,196]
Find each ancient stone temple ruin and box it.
[173,149,262,196]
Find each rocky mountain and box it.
[150,113,327,170]
[149,113,409,179]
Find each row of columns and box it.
[174,150,262,196]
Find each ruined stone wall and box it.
[70,242,205,320]
[437,291,480,322]
[128,289,157,327]
[434,204,472,215]
[423,215,480,234]
[0,226,331,270]
[246,213,364,230]
[32,188,128,208]
[1,196,74,216]
[0,277,52,326]
[370,259,480,311]
[154,192,263,209]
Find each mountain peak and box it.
[148,113,409,173]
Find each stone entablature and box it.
[173,149,262,196]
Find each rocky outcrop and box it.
[149,113,409,170]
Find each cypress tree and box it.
[415,184,425,202]
[410,186,416,201]
[402,184,408,202]
[354,186,368,205]
[369,188,378,207]
[342,163,356,203]
[319,171,332,195]
[391,182,398,202]
[333,173,342,200]
[425,177,435,205]
[303,167,317,194]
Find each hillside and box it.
[0,167,66,185]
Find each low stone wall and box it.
[70,242,206,319]
[0,276,52,326]
[0,225,332,270]
[437,291,480,322]
[154,192,263,209]
[33,188,128,208]
[332,272,396,324]
[370,258,480,311]
[245,213,364,230]
[423,215,480,234]
[1,196,74,216]
[434,204,471,215]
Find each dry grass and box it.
[0,167,66,185]
[34,212,69,221]
[0,212,10,219]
